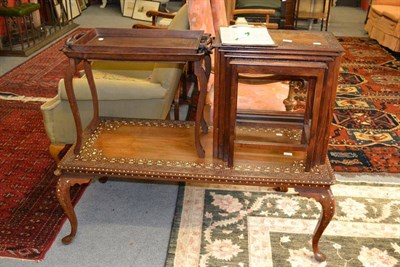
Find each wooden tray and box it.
[63,28,205,55]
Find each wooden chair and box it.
[230,8,278,28]
[132,10,176,29]
[227,0,296,29]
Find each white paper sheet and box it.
[220,26,275,46]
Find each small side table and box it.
[213,30,344,169]
[61,28,212,158]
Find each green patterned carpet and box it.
[166,182,400,266]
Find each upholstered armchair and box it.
[364,0,400,52]
[41,4,189,162]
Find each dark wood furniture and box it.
[56,29,342,262]
[232,0,296,29]
[229,59,327,170]
[213,30,343,169]
[294,0,333,31]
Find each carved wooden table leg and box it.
[283,79,307,112]
[56,176,91,244]
[193,61,208,158]
[83,60,100,131]
[64,58,84,155]
[296,187,335,262]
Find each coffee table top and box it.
[216,29,344,54]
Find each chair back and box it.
[187,0,228,38]
[151,3,189,116]
[167,3,189,30]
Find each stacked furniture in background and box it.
[364,0,400,52]
[0,0,77,56]
[0,0,40,52]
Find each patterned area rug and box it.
[0,28,87,98]
[0,100,85,261]
[328,37,400,172]
[166,183,400,266]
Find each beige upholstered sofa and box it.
[41,4,189,161]
[364,0,400,52]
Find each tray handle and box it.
[61,32,88,51]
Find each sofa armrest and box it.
[371,0,400,6]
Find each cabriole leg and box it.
[56,176,91,244]
[296,187,335,262]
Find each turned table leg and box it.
[56,176,91,244]
[296,187,335,262]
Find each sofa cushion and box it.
[382,9,400,22]
[378,15,400,37]
[167,3,189,30]
[92,69,152,81]
[58,78,167,101]
[368,4,400,38]
[91,61,155,79]
[0,3,40,17]
[370,5,397,16]
[372,0,400,6]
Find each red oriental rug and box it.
[0,101,85,260]
[328,37,400,172]
[0,28,88,98]
[0,104,84,261]
[0,29,89,261]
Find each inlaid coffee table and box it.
[56,119,335,262]
[56,28,338,262]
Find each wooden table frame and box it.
[229,59,328,170]
[55,29,343,263]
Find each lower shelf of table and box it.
[58,118,334,187]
